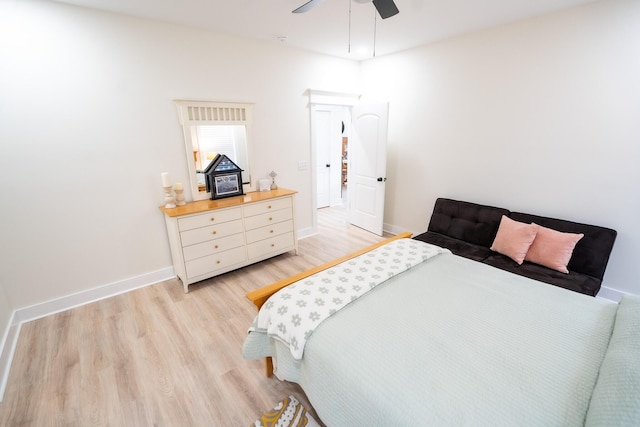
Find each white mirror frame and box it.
[174,100,255,201]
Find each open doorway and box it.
[341,133,348,201]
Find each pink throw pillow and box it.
[524,225,584,273]
[490,216,539,265]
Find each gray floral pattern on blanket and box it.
[248,238,450,359]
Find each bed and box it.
[243,234,640,426]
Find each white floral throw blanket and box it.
[247,238,450,359]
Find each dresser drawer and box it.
[243,197,292,217]
[247,232,295,260]
[245,220,294,244]
[185,246,247,279]
[178,207,242,232]
[180,219,244,247]
[244,208,293,231]
[182,232,245,262]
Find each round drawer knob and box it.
[270,230,274,234]
[268,205,272,209]
[271,243,275,247]
[212,230,217,235]
[216,260,221,264]
[269,217,273,221]
[210,217,215,221]
[214,245,219,249]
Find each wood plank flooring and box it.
[0,207,387,426]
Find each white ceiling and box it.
[53,0,598,60]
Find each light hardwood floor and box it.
[0,207,387,426]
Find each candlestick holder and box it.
[163,186,176,208]
[174,187,186,206]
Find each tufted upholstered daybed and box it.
[413,198,617,296]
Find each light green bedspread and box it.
[244,252,636,426]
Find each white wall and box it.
[362,0,640,295]
[0,0,360,309]
[1,0,637,314]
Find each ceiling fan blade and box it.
[292,0,326,14]
[372,0,399,19]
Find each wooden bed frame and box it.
[245,232,412,376]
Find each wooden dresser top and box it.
[159,188,297,218]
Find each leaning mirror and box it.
[175,100,254,201]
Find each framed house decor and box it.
[203,154,244,199]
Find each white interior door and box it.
[313,105,344,208]
[348,103,389,236]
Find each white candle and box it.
[173,182,183,191]
[161,172,170,187]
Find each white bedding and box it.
[244,248,629,426]
[247,239,449,359]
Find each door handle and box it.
[377,177,387,182]
[326,164,331,168]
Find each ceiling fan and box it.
[293,0,399,19]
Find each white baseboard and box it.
[0,266,174,402]
[383,223,419,237]
[13,267,175,324]
[297,226,316,239]
[597,285,629,302]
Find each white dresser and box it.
[160,189,298,293]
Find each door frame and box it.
[308,90,360,235]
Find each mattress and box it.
[244,249,623,426]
